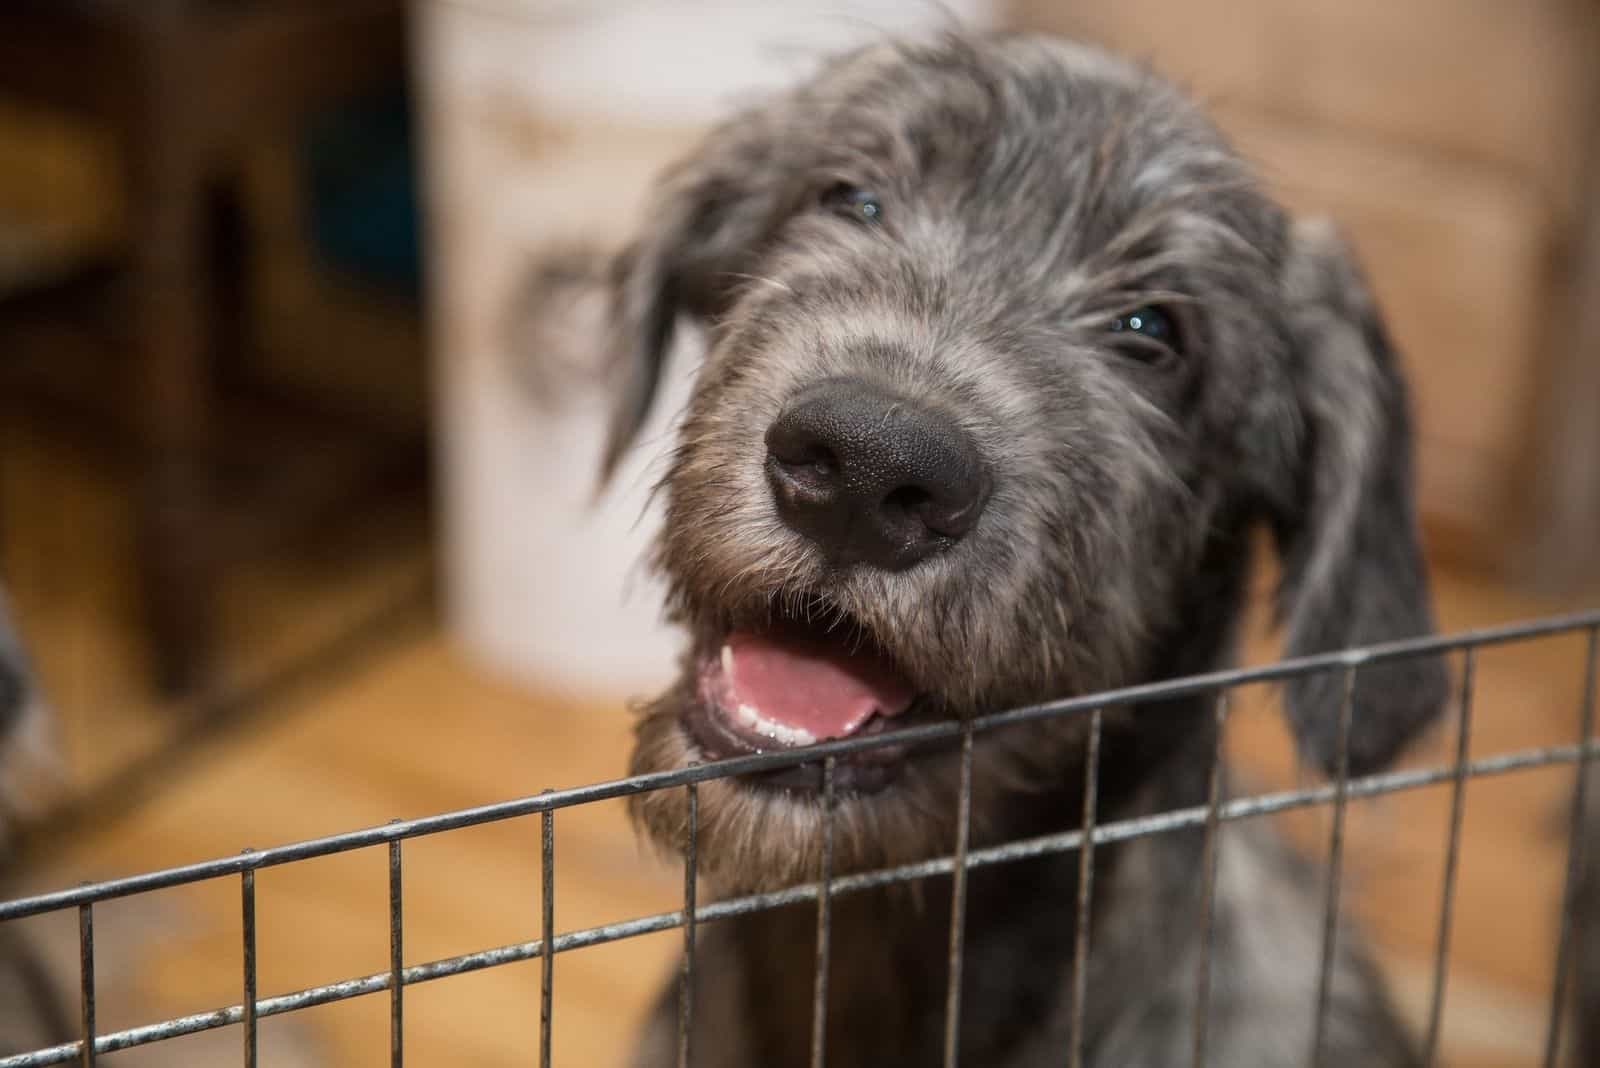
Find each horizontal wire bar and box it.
[4,736,1593,1068]
[5,609,1597,924]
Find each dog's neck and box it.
[718,698,1218,1068]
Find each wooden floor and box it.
[2,424,1597,1067]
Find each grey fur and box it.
[602,30,1447,1067]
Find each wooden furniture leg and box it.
[1526,106,1600,591]
[127,4,213,694]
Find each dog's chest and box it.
[722,860,1089,1068]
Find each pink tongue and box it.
[717,629,916,741]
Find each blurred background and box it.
[0,1,1596,1065]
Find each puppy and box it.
[599,31,1447,1067]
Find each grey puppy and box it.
[601,31,1448,1067]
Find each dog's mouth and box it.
[682,605,933,792]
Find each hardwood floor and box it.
[2,427,1596,1066]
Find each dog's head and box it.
[602,32,1446,891]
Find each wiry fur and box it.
[599,30,1448,1067]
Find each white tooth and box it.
[762,718,815,747]
[731,702,815,747]
[721,644,734,676]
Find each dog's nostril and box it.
[768,437,839,503]
[882,484,932,522]
[916,482,988,540]
[768,415,835,469]
[779,443,837,478]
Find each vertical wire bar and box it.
[1309,666,1357,1068]
[1068,709,1103,1068]
[241,856,257,1068]
[540,802,555,1068]
[388,828,404,1068]
[678,782,698,1068]
[810,756,837,1068]
[1191,693,1229,1068]
[238,856,257,1068]
[1542,626,1599,1068]
[77,900,94,1068]
[1422,649,1476,1067]
[240,856,256,1068]
[942,725,976,1068]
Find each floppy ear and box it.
[599,112,798,481]
[1272,219,1449,776]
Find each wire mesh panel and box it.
[1,610,1597,1067]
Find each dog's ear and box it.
[599,114,796,481]
[1271,219,1449,776]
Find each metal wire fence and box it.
[2,608,1598,1068]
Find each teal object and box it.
[302,88,423,297]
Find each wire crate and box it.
[1,609,1597,1068]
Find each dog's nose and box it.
[765,379,990,569]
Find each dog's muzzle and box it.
[684,612,928,792]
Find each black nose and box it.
[765,379,990,570]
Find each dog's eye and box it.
[1108,306,1181,362]
[822,184,883,224]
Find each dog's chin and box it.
[625,596,1108,894]
[627,604,968,895]
[631,710,965,895]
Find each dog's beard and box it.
[627,673,953,895]
[627,669,1103,897]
